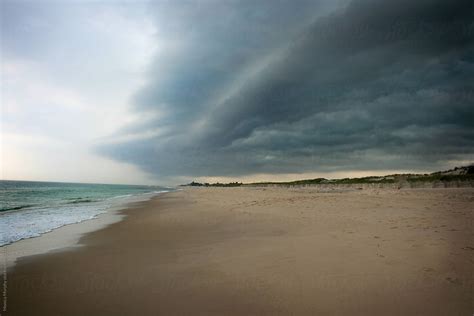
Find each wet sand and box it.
[3,187,473,315]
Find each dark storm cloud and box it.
[98,0,474,178]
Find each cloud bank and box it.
[98,0,474,179]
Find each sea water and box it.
[0,180,171,246]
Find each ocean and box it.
[0,180,171,246]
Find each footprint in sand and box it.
[446,277,462,285]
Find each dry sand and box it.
[3,187,473,315]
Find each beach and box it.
[3,187,473,315]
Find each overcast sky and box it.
[2,0,473,185]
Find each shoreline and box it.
[4,187,473,315]
[1,192,168,269]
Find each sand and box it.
[3,187,473,315]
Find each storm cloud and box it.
[98,0,474,179]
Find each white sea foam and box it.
[0,191,168,246]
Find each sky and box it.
[1,0,473,185]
